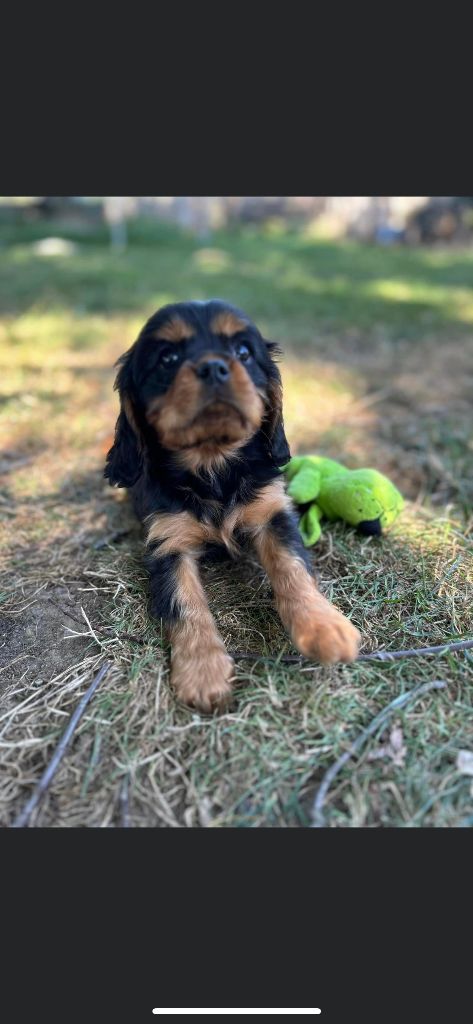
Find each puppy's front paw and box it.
[171,646,235,713]
[294,608,361,664]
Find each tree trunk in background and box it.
[103,197,130,250]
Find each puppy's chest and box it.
[198,476,289,544]
[147,478,290,557]
[189,492,253,554]
[202,503,247,556]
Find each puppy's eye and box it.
[159,348,180,367]
[235,343,251,363]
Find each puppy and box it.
[105,300,360,711]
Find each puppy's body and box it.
[105,300,360,710]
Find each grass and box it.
[0,218,472,827]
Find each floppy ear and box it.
[263,342,291,465]
[104,354,144,487]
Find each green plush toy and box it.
[282,455,404,546]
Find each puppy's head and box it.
[105,300,290,484]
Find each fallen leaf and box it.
[456,750,473,776]
[368,726,406,767]
[390,727,404,756]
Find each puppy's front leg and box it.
[252,510,361,663]
[147,549,234,712]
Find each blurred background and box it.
[1,195,472,506]
[3,195,473,243]
[1,197,472,827]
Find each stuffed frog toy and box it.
[282,455,404,546]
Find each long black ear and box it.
[104,354,144,487]
[263,343,291,465]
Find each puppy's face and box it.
[105,300,289,483]
[140,303,268,460]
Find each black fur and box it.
[144,552,182,621]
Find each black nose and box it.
[196,358,230,385]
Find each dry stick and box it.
[311,679,447,828]
[104,633,473,663]
[230,637,473,665]
[11,661,112,829]
[357,638,473,662]
[120,774,131,828]
[93,529,132,551]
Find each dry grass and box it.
[1,221,472,827]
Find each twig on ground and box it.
[229,637,473,665]
[357,638,473,661]
[98,632,473,664]
[109,631,146,645]
[93,529,131,550]
[11,661,112,828]
[311,680,447,828]
[120,774,131,828]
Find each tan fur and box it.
[230,359,266,427]
[214,479,292,553]
[154,316,195,343]
[253,528,361,664]
[210,311,248,336]
[169,555,234,711]
[238,478,293,532]
[175,439,247,477]
[147,511,211,556]
[146,363,201,435]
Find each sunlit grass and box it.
[366,278,473,323]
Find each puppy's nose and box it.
[196,358,230,385]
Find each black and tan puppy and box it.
[105,300,360,710]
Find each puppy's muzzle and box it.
[195,357,231,387]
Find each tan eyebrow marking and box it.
[154,316,195,343]
[210,311,248,337]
